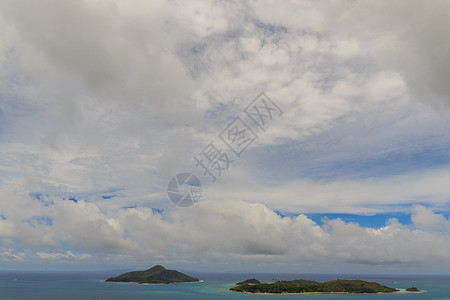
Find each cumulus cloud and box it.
[0,0,449,271]
[0,186,134,251]
[1,186,450,270]
[411,204,450,232]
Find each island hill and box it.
[230,279,399,294]
[105,265,199,284]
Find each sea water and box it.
[0,271,449,299]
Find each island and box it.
[406,287,419,292]
[230,279,399,294]
[236,278,261,285]
[105,265,199,284]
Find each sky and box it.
[0,0,450,274]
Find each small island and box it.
[105,265,199,284]
[406,287,420,292]
[236,278,261,285]
[230,279,398,294]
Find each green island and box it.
[105,265,199,284]
[230,279,399,294]
[236,278,261,285]
[406,287,420,292]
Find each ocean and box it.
[0,271,449,299]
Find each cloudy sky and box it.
[1,0,450,273]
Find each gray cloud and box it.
[0,0,449,271]
[0,0,194,106]
[318,0,450,107]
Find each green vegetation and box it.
[236,278,261,285]
[230,279,398,294]
[105,265,199,284]
[406,287,419,292]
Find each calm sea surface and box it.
[0,271,449,299]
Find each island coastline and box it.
[105,265,199,285]
[229,279,407,294]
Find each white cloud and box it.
[37,250,91,262]
[0,0,449,271]
[411,204,450,232]
[207,167,450,214]
[1,186,449,270]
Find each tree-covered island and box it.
[236,278,261,285]
[230,279,399,294]
[105,265,199,284]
